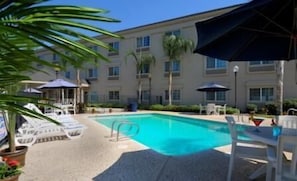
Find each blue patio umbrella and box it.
[196,83,230,92]
[37,79,78,89]
[37,79,78,103]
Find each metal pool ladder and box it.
[110,120,140,141]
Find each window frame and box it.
[206,57,227,70]
[164,60,180,73]
[136,36,150,48]
[165,89,181,101]
[108,66,120,77]
[108,91,120,101]
[249,87,274,102]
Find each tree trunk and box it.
[7,112,16,152]
[276,61,284,115]
[168,66,172,105]
[76,69,81,104]
[137,73,142,104]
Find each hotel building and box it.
[31,5,297,112]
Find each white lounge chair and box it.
[20,114,86,142]
[16,103,87,146]
[24,103,80,125]
[225,116,267,181]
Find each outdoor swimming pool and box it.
[93,113,248,156]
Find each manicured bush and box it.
[150,104,164,111]
[283,98,297,111]
[246,103,257,113]
[265,103,277,115]
[226,107,239,114]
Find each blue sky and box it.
[49,0,249,36]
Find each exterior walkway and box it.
[19,112,268,181]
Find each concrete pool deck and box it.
[19,112,268,181]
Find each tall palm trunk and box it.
[76,68,81,104]
[137,70,142,104]
[168,63,172,105]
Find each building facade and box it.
[32,5,297,111]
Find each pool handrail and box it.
[116,122,140,141]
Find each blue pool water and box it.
[93,113,248,156]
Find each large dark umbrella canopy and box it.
[37,79,78,89]
[197,82,230,92]
[194,0,297,61]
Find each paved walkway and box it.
[19,112,268,181]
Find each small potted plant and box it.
[0,157,22,181]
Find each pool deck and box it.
[19,111,268,181]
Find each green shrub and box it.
[150,104,164,111]
[246,103,257,113]
[226,107,239,114]
[265,103,277,115]
[283,98,297,112]
[189,105,200,113]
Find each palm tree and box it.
[125,50,156,104]
[162,34,194,105]
[0,0,121,152]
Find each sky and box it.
[48,0,249,36]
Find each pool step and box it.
[110,120,140,141]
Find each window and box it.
[249,61,274,66]
[136,36,150,48]
[141,90,150,101]
[108,42,119,52]
[249,88,273,102]
[108,66,119,77]
[87,68,98,79]
[165,30,181,37]
[165,90,181,101]
[65,71,71,79]
[206,92,226,101]
[88,92,99,104]
[206,57,227,69]
[109,91,119,100]
[138,63,150,74]
[165,60,180,73]
[52,53,60,61]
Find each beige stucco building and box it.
[31,5,297,111]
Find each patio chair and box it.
[266,135,297,181]
[276,115,297,136]
[287,108,297,115]
[206,103,217,115]
[217,104,227,115]
[225,116,267,181]
[266,115,297,181]
[199,104,207,115]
